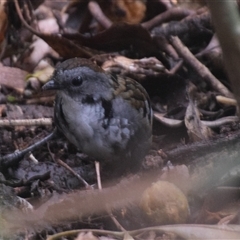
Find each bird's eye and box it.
[71,76,83,86]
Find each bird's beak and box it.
[42,79,61,90]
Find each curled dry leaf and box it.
[102,56,166,80]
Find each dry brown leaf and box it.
[62,23,153,52]
[0,65,27,93]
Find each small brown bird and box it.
[42,58,152,175]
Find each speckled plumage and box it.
[43,58,152,174]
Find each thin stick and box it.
[170,36,233,98]
[88,1,112,29]
[107,210,127,232]
[0,118,52,127]
[47,143,90,188]
[94,161,126,231]
[208,1,240,112]
[58,158,90,189]
[154,112,239,128]
[216,95,237,106]
[95,161,102,190]
[0,129,57,167]
[142,7,194,30]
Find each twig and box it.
[28,153,39,164]
[45,225,240,240]
[154,112,183,127]
[0,128,57,167]
[202,116,239,128]
[155,36,179,60]
[158,0,173,10]
[169,60,183,74]
[216,95,237,106]
[14,0,44,37]
[170,36,233,98]
[142,7,195,30]
[154,112,239,128]
[95,161,102,190]
[207,1,240,112]
[0,118,52,127]
[88,1,112,29]
[46,229,124,240]
[47,144,91,189]
[107,210,127,232]
[95,160,125,231]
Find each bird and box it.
[42,58,152,175]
